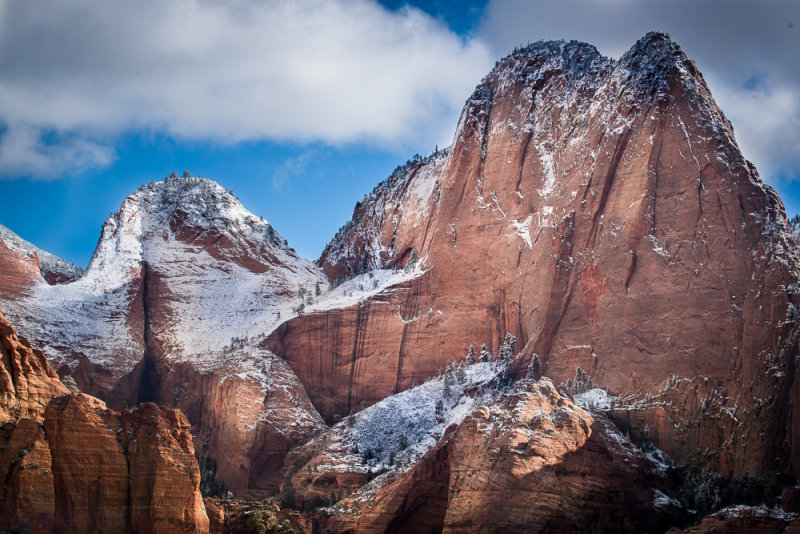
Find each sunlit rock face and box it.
[311,32,800,485]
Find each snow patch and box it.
[510,214,533,248]
[714,504,797,522]
[536,145,557,198]
[574,388,613,411]
[652,489,681,508]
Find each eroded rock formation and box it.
[298,33,800,486]
[0,309,209,533]
[291,379,683,533]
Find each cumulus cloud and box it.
[0,123,115,177]
[0,0,492,179]
[480,0,800,182]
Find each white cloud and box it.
[0,122,115,177]
[0,0,492,179]
[707,75,800,181]
[272,150,316,190]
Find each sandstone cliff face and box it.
[144,353,326,497]
[264,277,436,422]
[0,309,68,421]
[298,32,800,485]
[0,309,209,534]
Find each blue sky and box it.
[0,0,798,266]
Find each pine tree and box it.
[466,344,476,365]
[404,249,418,273]
[480,344,491,363]
[526,353,541,380]
[62,375,80,394]
[499,333,517,369]
[503,333,517,354]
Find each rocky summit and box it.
[1,32,799,533]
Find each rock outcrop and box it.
[0,308,68,420]
[0,224,83,300]
[285,378,683,533]
[673,505,799,533]
[0,309,209,533]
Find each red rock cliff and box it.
[0,309,209,533]
[285,33,800,485]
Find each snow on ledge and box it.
[652,489,680,508]
[305,265,428,314]
[713,504,797,522]
[574,388,613,411]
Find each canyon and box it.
[1,32,799,532]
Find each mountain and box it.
[282,31,800,479]
[1,32,799,531]
[269,32,800,529]
[0,175,425,496]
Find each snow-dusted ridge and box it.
[319,149,447,277]
[1,175,430,378]
[297,361,505,484]
[0,223,84,283]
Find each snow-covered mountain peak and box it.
[616,32,705,97]
[488,38,609,94]
[131,175,264,234]
[83,175,313,292]
[0,175,331,378]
